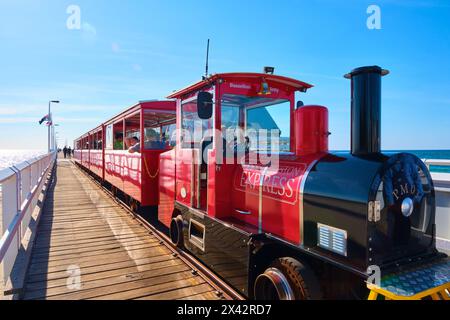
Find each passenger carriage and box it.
[74,100,176,209]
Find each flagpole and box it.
[48,101,50,153]
[48,100,60,153]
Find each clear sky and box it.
[0,0,449,150]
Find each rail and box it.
[422,159,450,193]
[0,152,56,288]
[422,159,450,253]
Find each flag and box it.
[39,114,50,125]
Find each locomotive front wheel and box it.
[254,257,322,300]
[170,215,184,248]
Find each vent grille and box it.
[317,224,347,256]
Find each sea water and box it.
[0,149,449,172]
[0,150,47,170]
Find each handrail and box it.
[422,159,450,168]
[0,152,56,286]
[422,159,450,194]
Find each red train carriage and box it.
[74,100,176,208]
[161,67,448,299]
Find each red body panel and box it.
[74,150,82,164]
[89,150,103,178]
[104,151,125,192]
[295,106,329,156]
[81,149,90,170]
[158,149,176,227]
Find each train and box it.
[73,66,447,299]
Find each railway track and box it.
[74,161,245,301]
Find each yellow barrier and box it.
[368,283,450,300]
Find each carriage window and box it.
[125,113,141,150]
[221,94,291,152]
[97,131,103,150]
[105,124,113,150]
[142,109,175,150]
[162,123,176,147]
[246,101,291,152]
[113,121,124,150]
[92,131,103,150]
[181,99,212,149]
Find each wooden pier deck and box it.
[21,159,221,300]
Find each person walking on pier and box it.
[63,146,68,159]
[67,146,72,158]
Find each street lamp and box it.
[48,100,60,152]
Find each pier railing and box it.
[0,152,56,290]
[422,159,450,253]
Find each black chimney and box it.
[345,66,389,156]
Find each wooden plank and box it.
[43,269,198,300]
[27,253,184,284]
[32,234,159,255]
[138,283,214,300]
[34,229,151,247]
[178,292,221,300]
[28,250,172,276]
[30,243,165,265]
[91,277,205,300]
[24,262,192,300]
[30,239,159,259]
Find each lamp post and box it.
[48,100,60,152]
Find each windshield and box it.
[221,94,291,152]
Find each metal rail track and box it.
[74,161,245,301]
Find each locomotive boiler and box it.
[163,66,444,299]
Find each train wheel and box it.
[170,215,184,248]
[111,186,117,198]
[254,257,322,300]
[129,198,139,213]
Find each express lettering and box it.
[238,166,304,202]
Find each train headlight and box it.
[401,197,414,218]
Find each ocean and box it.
[0,149,449,172]
[0,150,47,171]
[392,150,450,173]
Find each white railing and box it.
[423,159,450,193]
[0,152,56,289]
[422,159,450,253]
[423,159,450,169]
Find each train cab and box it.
[103,100,176,209]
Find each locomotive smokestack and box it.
[345,66,389,156]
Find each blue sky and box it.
[0,0,449,150]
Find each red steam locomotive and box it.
[74,66,447,299]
